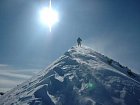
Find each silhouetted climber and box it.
[77,37,82,47]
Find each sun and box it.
[39,0,59,32]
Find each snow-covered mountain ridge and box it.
[0,46,140,105]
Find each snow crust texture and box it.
[0,46,140,105]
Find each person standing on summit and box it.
[77,37,82,47]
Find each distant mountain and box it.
[0,46,140,105]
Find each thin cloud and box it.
[0,64,9,67]
[0,79,21,87]
[0,64,40,92]
[0,78,22,92]
[0,71,32,80]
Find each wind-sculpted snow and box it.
[0,46,140,105]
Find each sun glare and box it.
[39,0,59,32]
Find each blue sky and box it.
[0,0,140,92]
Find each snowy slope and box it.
[0,46,140,105]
